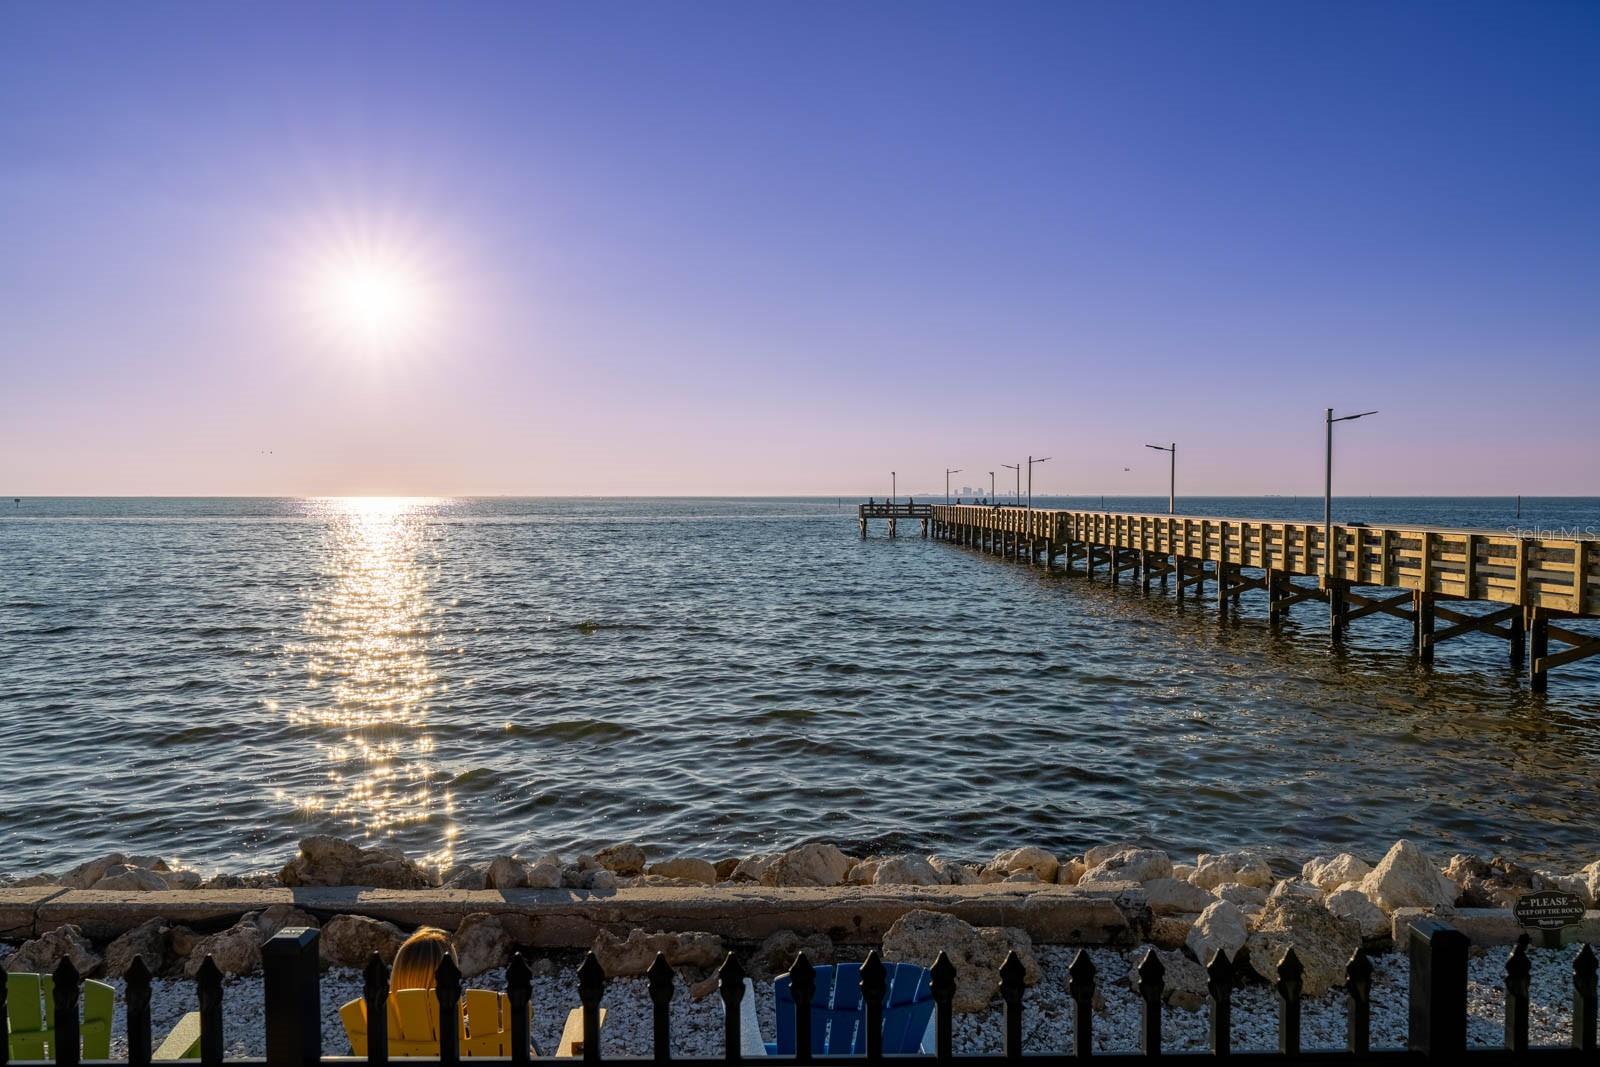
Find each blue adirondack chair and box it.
[761,963,935,1056]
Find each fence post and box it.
[1408,919,1468,1056]
[929,952,955,1062]
[1576,944,1598,1052]
[1345,948,1372,1055]
[646,953,673,1062]
[1067,950,1096,1058]
[52,958,81,1067]
[1135,948,1164,1055]
[1504,935,1530,1053]
[998,951,1025,1061]
[126,956,153,1067]
[506,954,532,1065]
[263,927,321,1067]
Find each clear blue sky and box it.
[2,1,1595,496]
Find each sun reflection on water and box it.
[277,497,455,869]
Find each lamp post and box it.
[1324,409,1377,575]
[1026,456,1051,509]
[891,471,896,505]
[989,471,995,502]
[1002,463,1020,505]
[1146,442,1176,514]
[945,468,963,504]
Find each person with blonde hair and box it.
[341,924,597,1058]
[390,926,453,991]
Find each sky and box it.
[1,1,1596,498]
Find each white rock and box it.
[319,915,407,968]
[1185,899,1248,963]
[1269,879,1322,902]
[1055,858,1087,885]
[1326,887,1389,941]
[526,856,563,889]
[62,853,131,890]
[928,855,980,885]
[1080,848,1172,885]
[594,843,647,876]
[1302,853,1373,894]
[762,844,855,887]
[1244,896,1361,997]
[647,857,718,884]
[1141,877,1216,915]
[1358,840,1455,914]
[453,913,511,977]
[1190,851,1273,890]
[882,910,1038,1014]
[986,846,1059,883]
[1126,947,1208,1011]
[485,856,530,890]
[1215,882,1268,907]
[1084,842,1137,868]
[6,925,102,975]
[872,854,941,886]
[92,865,170,892]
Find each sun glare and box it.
[313,252,432,350]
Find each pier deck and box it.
[913,504,1599,691]
[857,501,933,539]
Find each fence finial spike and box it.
[647,953,675,1004]
[1135,947,1165,994]
[578,951,606,993]
[1277,946,1304,983]
[930,951,957,993]
[716,951,746,1002]
[126,954,151,984]
[52,955,81,986]
[507,951,532,989]
[1346,945,1373,985]
[1507,935,1532,977]
[1067,948,1096,988]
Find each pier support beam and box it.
[1327,580,1347,642]
[1415,591,1435,663]
[1529,609,1548,693]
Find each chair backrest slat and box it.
[771,962,934,1056]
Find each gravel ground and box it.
[86,943,1587,1057]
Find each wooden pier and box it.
[858,501,932,539]
[907,504,1599,692]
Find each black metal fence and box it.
[4,919,1598,1066]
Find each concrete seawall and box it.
[2,883,1150,945]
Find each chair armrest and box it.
[556,1007,607,1058]
[153,1012,202,1061]
[740,978,768,1057]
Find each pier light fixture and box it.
[1026,456,1051,510]
[1002,463,1020,506]
[1145,442,1176,514]
[891,471,896,505]
[945,468,963,504]
[1324,409,1378,577]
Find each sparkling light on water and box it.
[282,497,455,869]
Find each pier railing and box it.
[922,505,1600,690]
[8,922,1598,1065]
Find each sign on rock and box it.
[1513,890,1585,930]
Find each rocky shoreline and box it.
[6,835,1598,1023]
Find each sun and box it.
[313,252,432,350]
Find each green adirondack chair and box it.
[4,971,116,1061]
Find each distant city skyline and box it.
[3,2,1596,497]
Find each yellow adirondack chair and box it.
[340,988,601,1058]
[4,973,115,1061]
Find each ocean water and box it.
[2,495,1597,878]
